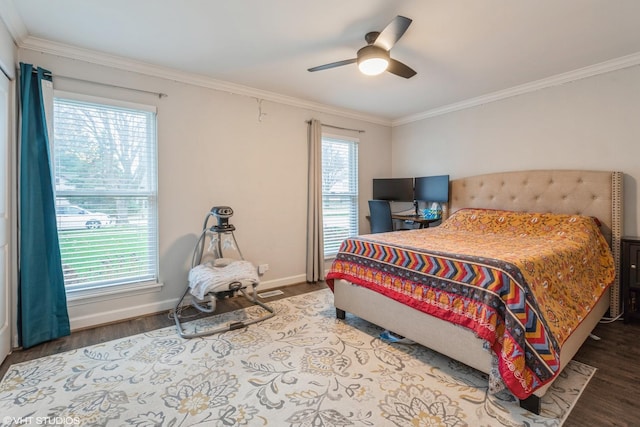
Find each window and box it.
[321,135,358,258]
[52,93,158,293]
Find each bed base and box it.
[333,278,609,415]
[334,307,541,413]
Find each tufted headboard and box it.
[445,170,623,316]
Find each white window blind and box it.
[322,135,358,258]
[52,95,158,292]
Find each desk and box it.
[391,214,440,229]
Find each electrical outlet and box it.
[258,264,269,274]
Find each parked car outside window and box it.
[56,205,114,230]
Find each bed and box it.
[326,169,623,414]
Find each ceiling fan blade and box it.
[307,58,357,72]
[387,59,416,79]
[373,15,412,51]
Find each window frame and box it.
[321,133,359,259]
[51,90,160,297]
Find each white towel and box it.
[188,260,259,300]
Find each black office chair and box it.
[368,200,394,233]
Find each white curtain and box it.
[306,119,324,282]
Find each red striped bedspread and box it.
[326,208,615,399]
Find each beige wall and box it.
[392,65,640,236]
[0,19,15,79]
[18,48,392,329]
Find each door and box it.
[0,71,10,362]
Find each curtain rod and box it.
[56,75,168,99]
[306,120,365,134]
[28,68,168,99]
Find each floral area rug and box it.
[0,289,593,426]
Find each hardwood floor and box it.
[566,319,640,427]
[1,282,639,426]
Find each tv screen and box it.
[414,175,450,202]
[372,178,414,202]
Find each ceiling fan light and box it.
[357,45,390,76]
[358,58,389,75]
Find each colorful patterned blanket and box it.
[326,208,615,399]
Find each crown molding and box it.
[19,36,392,127]
[393,51,640,127]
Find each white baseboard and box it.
[68,273,308,331]
[258,274,307,291]
[69,298,179,331]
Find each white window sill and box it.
[66,280,164,306]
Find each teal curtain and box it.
[18,63,70,348]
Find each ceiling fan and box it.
[308,15,416,79]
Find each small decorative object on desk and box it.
[422,202,442,220]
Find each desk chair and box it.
[368,200,394,233]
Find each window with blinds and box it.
[52,95,158,292]
[321,135,358,258]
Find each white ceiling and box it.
[4,0,640,123]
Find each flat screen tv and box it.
[372,178,414,202]
[414,175,450,202]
